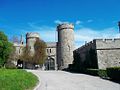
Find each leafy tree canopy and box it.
[20,38,47,65]
[0,31,13,67]
[33,38,47,64]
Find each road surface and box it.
[28,70,120,90]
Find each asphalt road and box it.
[28,70,120,90]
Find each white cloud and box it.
[36,27,57,42]
[21,23,57,42]
[75,20,82,25]
[54,20,69,24]
[54,20,62,24]
[75,27,119,48]
[54,20,83,25]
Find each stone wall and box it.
[14,43,24,56]
[73,38,120,70]
[45,42,57,70]
[95,39,120,69]
[73,41,98,69]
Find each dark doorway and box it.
[17,59,23,69]
[45,58,55,70]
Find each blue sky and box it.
[0,0,120,48]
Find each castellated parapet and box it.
[26,32,40,55]
[57,23,74,69]
[57,23,74,30]
[95,38,120,69]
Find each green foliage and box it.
[20,38,47,66]
[0,31,13,67]
[20,46,33,62]
[34,38,47,64]
[98,69,108,78]
[5,61,17,69]
[8,46,17,61]
[84,69,99,76]
[107,67,120,80]
[0,69,38,90]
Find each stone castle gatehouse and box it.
[14,23,74,70]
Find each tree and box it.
[0,31,13,67]
[33,38,47,64]
[19,46,33,63]
[8,46,18,61]
[19,38,47,67]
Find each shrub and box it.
[107,67,120,80]
[84,69,99,76]
[5,62,17,69]
[0,31,14,67]
[98,69,108,79]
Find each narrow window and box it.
[50,49,51,53]
[47,49,49,53]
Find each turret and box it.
[57,23,74,69]
[26,32,40,55]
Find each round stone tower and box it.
[57,23,74,69]
[26,32,40,55]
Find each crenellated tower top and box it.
[57,23,74,30]
[26,32,40,39]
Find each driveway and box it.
[28,70,120,90]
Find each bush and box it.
[107,67,120,80]
[84,69,99,76]
[5,62,17,69]
[98,69,108,79]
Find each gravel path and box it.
[28,70,120,90]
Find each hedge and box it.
[98,69,108,79]
[5,62,17,69]
[84,69,99,76]
[68,65,120,80]
[107,67,120,80]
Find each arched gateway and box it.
[45,57,55,70]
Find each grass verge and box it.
[0,69,38,90]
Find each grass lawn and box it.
[0,69,38,90]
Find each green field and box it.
[0,69,38,90]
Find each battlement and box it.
[94,38,120,42]
[85,41,94,46]
[94,38,120,49]
[26,32,40,39]
[75,38,120,52]
[57,23,74,30]
[75,41,95,52]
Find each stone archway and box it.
[45,57,55,70]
